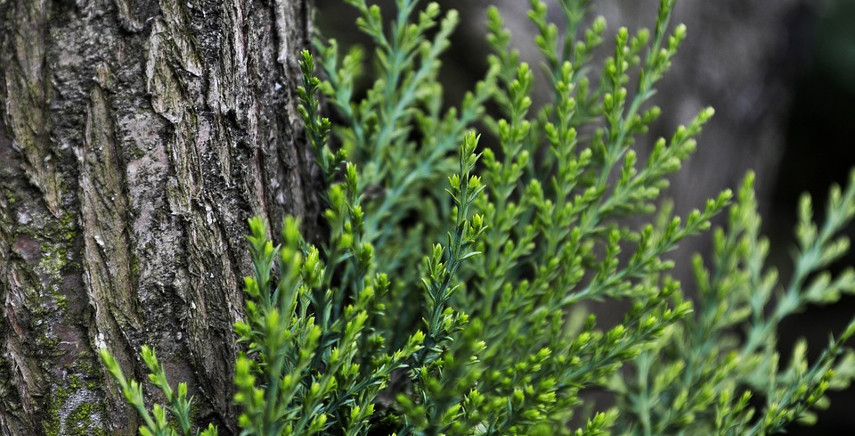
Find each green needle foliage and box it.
[100,0,855,434]
[100,347,218,436]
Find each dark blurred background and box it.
[771,0,855,433]
[316,0,855,432]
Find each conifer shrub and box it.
[100,0,855,434]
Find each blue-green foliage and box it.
[101,0,855,435]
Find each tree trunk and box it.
[0,0,316,434]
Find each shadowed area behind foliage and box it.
[771,0,855,433]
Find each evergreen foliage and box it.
[100,0,855,434]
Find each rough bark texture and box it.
[0,0,315,434]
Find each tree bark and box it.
[0,0,316,434]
